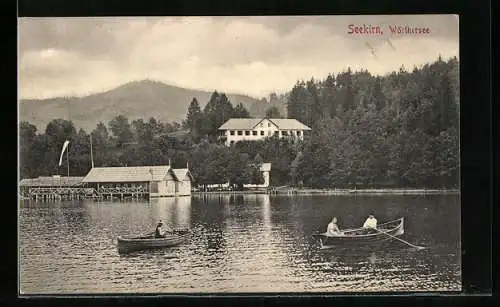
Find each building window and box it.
[274,131,279,136]
[252,131,258,136]
[230,130,235,135]
[237,131,243,135]
[297,131,301,136]
[282,131,288,136]
[245,131,250,136]
[268,123,271,127]
[260,131,264,136]
[260,123,263,127]
[230,141,235,145]
[268,131,272,136]
[151,182,158,193]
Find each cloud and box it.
[18,15,459,99]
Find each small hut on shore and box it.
[243,162,272,189]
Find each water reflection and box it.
[259,194,271,228]
[191,195,227,259]
[151,197,192,228]
[20,194,461,293]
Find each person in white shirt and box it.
[326,217,341,236]
[362,215,378,233]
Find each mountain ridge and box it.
[19,80,278,133]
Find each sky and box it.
[18,15,459,100]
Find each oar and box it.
[374,228,426,250]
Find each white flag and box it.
[58,140,70,166]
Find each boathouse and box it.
[81,165,193,198]
[171,168,193,196]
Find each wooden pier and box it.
[268,186,298,195]
[96,185,150,200]
[25,187,99,201]
[21,186,151,201]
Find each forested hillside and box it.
[19,57,459,189]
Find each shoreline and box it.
[193,188,460,196]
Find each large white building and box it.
[218,118,311,146]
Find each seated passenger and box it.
[362,215,378,233]
[326,217,341,236]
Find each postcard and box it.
[18,15,460,294]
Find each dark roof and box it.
[19,176,84,187]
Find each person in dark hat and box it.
[155,220,166,238]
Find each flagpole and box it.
[90,134,94,168]
[66,141,70,177]
[67,98,71,177]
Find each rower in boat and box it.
[155,220,173,238]
[155,221,165,238]
[362,215,378,234]
[326,217,342,236]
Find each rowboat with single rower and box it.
[117,228,190,253]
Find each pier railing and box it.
[23,185,151,201]
[97,186,148,194]
[29,187,97,195]
[26,187,99,201]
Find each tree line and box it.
[291,56,459,188]
[19,56,459,189]
[19,91,273,189]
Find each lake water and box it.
[19,194,461,294]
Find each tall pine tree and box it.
[186,97,203,137]
[232,103,251,118]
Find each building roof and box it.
[218,118,262,130]
[260,163,272,172]
[171,168,193,181]
[82,166,171,183]
[218,118,311,130]
[267,118,311,130]
[19,176,84,187]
